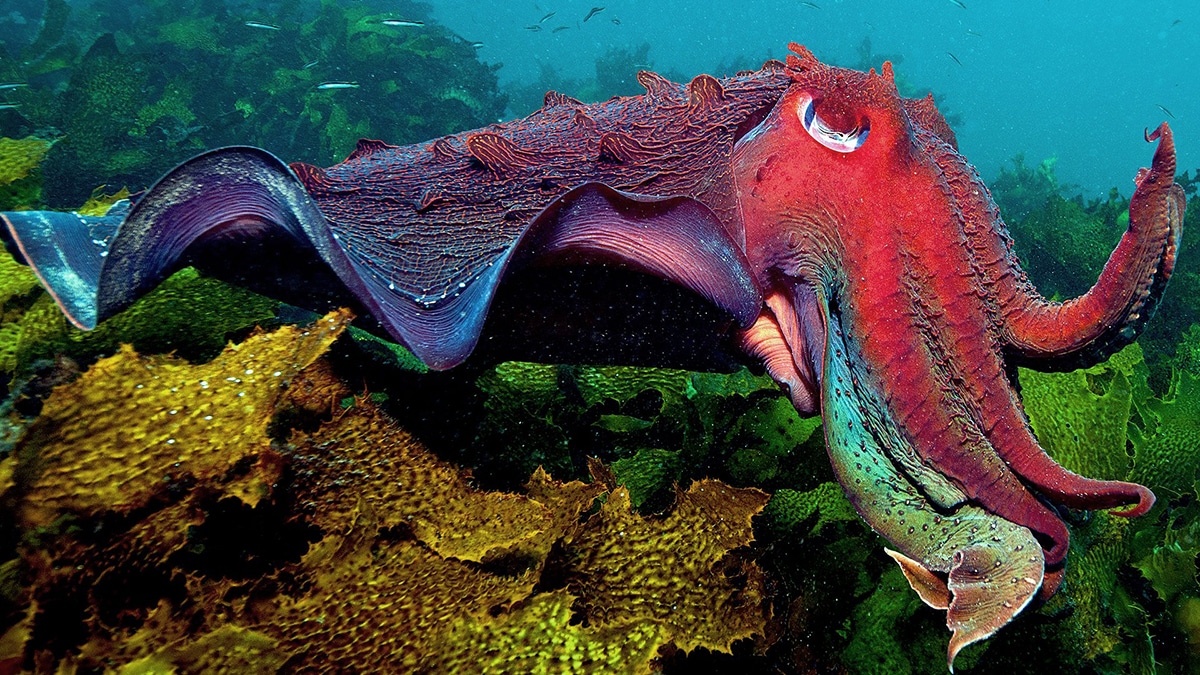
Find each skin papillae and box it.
[0,43,1184,669]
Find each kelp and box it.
[0,0,507,206]
[4,309,352,526]
[0,312,774,672]
[1016,347,1200,673]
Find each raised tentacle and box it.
[911,126,1158,517]
[955,124,1184,367]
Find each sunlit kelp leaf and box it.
[726,395,825,488]
[1041,512,1156,672]
[429,590,662,675]
[573,365,692,410]
[0,137,51,211]
[268,534,537,672]
[841,566,954,675]
[610,447,682,510]
[1130,369,1200,498]
[0,138,51,186]
[473,361,575,482]
[152,16,229,56]
[75,186,130,216]
[563,480,770,653]
[344,324,428,373]
[760,482,858,537]
[1018,354,1133,481]
[0,250,39,313]
[1172,324,1200,377]
[1133,537,1200,607]
[6,310,350,526]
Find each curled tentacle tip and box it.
[1109,484,1156,518]
[1144,121,1171,143]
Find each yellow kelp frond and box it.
[0,138,51,186]
[8,309,351,526]
[289,396,564,563]
[431,589,663,675]
[565,480,771,653]
[76,186,130,216]
[118,625,286,675]
[0,250,38,310]
[270,536,536,671]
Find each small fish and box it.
[948,0,967,8]
[316,81,360,90]
[380,19,424,27]
[469,41,484,49]
[552,25,570,33]
[524,24,543,31]
[539,11,556,23]
[0,103,20,110]
[947,51,963,66]
[1157,104,1176,119]
[1171,19,1182,27]
[244,21,281,30]
[966,28,984,37]
[801,2,821,9]
[0,83,27,90]
[302,60,320,69]
[611,18,621,25]
[584,6,605,21]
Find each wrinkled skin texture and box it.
[1,45,1184,668]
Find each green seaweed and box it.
[2,0,508,206]
[10,267,279,376]
[759,481,857,537]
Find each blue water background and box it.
[433,0,1199,197]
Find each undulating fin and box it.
[466,132,533,176]
[0,202,129,329]
[290,181,762,370]
[2,149,761,372]
[347,138,400,162]
[905,94,958,149]
[636,70,676,98]
[542,90,582,109]
[687,74,725,111]
[510,182,762,327]
[2,148,316,329]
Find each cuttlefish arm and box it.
[817,285,1043,671]
[973,124,1183,368]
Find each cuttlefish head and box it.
[732,45,1160,670]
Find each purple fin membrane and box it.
[2,151,760,370]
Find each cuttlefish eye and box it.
[798,95,870,153]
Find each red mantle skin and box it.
[0,44,1185,668]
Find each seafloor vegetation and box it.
[0,1,1198,673]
